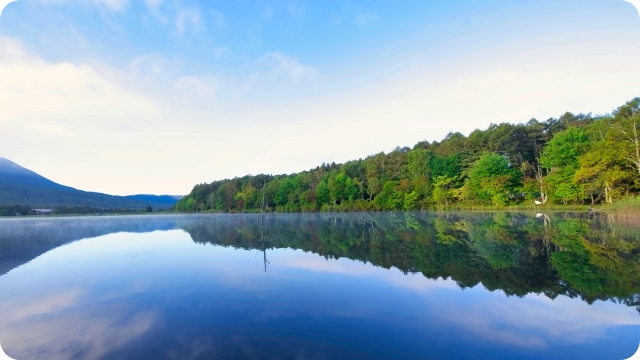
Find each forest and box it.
[0,205,162,216]
[176,97,640,213]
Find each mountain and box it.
[0,157,181,209]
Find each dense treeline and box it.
[177,98,640,212]
[0,205,33,216]
[182,212,640,310]
[49,206,162,215]
[0,205,165,217]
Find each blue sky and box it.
[0,0,639,194]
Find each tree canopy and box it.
[176,97,640,212]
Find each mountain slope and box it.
[0,157,180,208]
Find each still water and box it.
[0,212,638,359]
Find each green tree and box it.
[407,149,431,178]
[316,180,330,205]
[328,173,347,205]
[432,175,457,206]
[466,153,521,205]
[403,191,420,210]
[539,127,589,204]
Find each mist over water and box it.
[0,212,638,359]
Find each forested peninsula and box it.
[176,98,640,213]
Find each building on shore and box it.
[33,209,52,215]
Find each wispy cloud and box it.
[0,36,158,123]
[129,53,169,78]
[175,6,203,35]
[258,51,318,83]
[143,0,161,10]
[39,0,129,12]
[173,75,216,98]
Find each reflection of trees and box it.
[2,212,638,312]
[182,212,640,311]
[549,218,640,310]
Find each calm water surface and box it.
[0,212,638,359]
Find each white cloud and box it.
[129,52,169,78]
[0,36,158,123]
[173,75,216,98]
[92,0,127,11]
[143,0,161,10]
[128,53,218,99]
[258,51,318,83]
[175,6,203,35]
[39,0,129,12]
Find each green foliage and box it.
[429,154,461,179]
[173,97,640,213]
[466,153,521,205]
[407,149,432,177]
[0,205,33,216]
[540,127,589,169]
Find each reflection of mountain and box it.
[181,212,640,311]
[0,215,183,276]
[0,157,180,208]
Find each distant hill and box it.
[0,157,181,209]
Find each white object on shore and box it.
[534,200,542,205]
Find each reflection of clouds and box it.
[0,230,170,360]
[438,290,640,348]
[0,286,157,360]
[167,336,218,360]
[278,251,458,293]
[278,251,640,349]
[0,289,83,320]
[166,334,333,360]
[0,287,157,360]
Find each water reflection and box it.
[0,212,638,359]
[181,212,640,310]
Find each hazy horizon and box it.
[1,0,639,195]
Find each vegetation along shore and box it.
[176,97,639,213]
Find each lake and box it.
[0,212,638,359]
